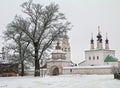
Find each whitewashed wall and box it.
[63,66,113,75]
[85,50,115,66]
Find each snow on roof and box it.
[52,50,65,54]
[78,60,85,65]
[47,59,70,62]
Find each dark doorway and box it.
[51,66,59,76]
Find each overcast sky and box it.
[0,0,120,63]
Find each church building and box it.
[47,26,119,75]
[79,26,118,66]
[47,31,73,75]
[62,27,119,75]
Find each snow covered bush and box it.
[112,66,120,79]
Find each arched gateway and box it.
[50,66,59,76]
[47,37,71,75]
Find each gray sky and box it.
[0,0,120,63]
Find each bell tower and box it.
[61,31,71,61]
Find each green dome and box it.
[104,55,118,62]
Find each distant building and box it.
[0,47,19,77]
[79,26,118,66]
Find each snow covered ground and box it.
[0,75,120,88]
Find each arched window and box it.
[97,56,99,60]
[93,56,95,60]
[70,69,72,72]
[89,56,91,60]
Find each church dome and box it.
[55,42,61,50]
[52,41,65,54]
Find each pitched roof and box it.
[104,55,118,62]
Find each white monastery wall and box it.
[63,66,113,75]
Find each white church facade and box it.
[47,27,119,75]
[47,31,73,75]
[79,26,118,67]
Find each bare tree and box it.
[4,22,32,76]
[8,1,71,76]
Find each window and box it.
[97,56,99,60]
[70,69,72,72]
[93,56,95,60]
[89,56,91,60]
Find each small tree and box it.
[4,23,31,76]
[112,66,120,79]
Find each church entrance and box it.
[50,66,59,76]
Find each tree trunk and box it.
[19,44,25,76]
[21,61,24,76]
[34,43,40,76]
[35,58,40,76]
